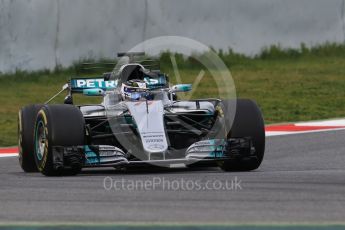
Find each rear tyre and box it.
[18,104,42,172]
[220,99,265,171]
[33,105,85,176]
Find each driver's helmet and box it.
[121,79,153,101]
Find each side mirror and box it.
[170,84,192,93]
[64,95,73,104]
[83,88,105,96]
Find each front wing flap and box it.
[51,137,254,169]
[186,138,254,160]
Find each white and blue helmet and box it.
[121,79,151,101]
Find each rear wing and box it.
[70,78,117,94]
[45,77,117,104]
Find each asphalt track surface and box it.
[0,129,345,226]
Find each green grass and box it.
[1,43,345,146]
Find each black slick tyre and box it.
[18,104,42,172]
[220,99,265,171]
[33,105,85,176]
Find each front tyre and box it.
[34,105,85,176]
[18,104,42,172]
[220,99,265,171]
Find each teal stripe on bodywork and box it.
[84,145,99,165]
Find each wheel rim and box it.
[35,120,46,161]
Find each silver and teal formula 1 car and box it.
[18,53,265,176]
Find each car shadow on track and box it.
[78,166,222,176]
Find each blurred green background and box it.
[1,43,345,146]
